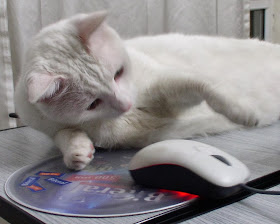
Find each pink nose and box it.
[111,88,132,113]
[120,101,132,112]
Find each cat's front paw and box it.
[242,114,259,127]
[229,107,259,127]
[63,136,95,170]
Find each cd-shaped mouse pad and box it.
[5,149,198,217]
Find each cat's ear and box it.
[77,11,107,44]
[27,72,64,104]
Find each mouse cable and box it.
[240,184,280,195]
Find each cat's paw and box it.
[63,133,95,170]
[204,90,259,127]
[241,115,259,127]
[229,107,259,127]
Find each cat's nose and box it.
[111,85,132,113]
[121,101,132,112]
[111,94,132,113]
[114,98,132,113]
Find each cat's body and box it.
[15,12,280,170]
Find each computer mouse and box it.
[129,140,250,199]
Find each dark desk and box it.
[1,124,280,224]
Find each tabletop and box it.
[0,123,280,224]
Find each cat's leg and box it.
[119,102,239,148]
[54,129,94,170]
[145,102,239,143]
[202,88,259,127]
[143,76,259,127]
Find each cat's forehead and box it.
[33,22,82,60]
[30,24,106,78]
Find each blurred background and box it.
[0,0,279,130]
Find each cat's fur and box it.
[15,11,280,170]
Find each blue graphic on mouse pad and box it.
[5,149,198,217]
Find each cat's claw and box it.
[245,117,259,127]
[63,136,95,170]
[238,116,259,127]
[229,110,259,127]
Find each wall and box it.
[273,0,280,43]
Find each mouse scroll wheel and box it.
[211,155,232,166]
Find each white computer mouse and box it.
[129,139,250,198]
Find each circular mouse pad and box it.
[5,149,198,217]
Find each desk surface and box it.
[0,124,280,224]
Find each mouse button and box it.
[189,155,242,187]
[230,163,251,183]
[219,169,250,187]
[202,167,241,187]
[193,144,219,155]
[211,155,232,166]
[184,154,223,176]
[206,163,250,187]
[221,155,250,176]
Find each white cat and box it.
[15,11,280,170]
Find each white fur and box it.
[15,12,280,170]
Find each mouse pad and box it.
[5,149,198,217]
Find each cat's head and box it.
[24,11,134,124]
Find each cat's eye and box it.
[87,99,102,110]
[114,66,124,81]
